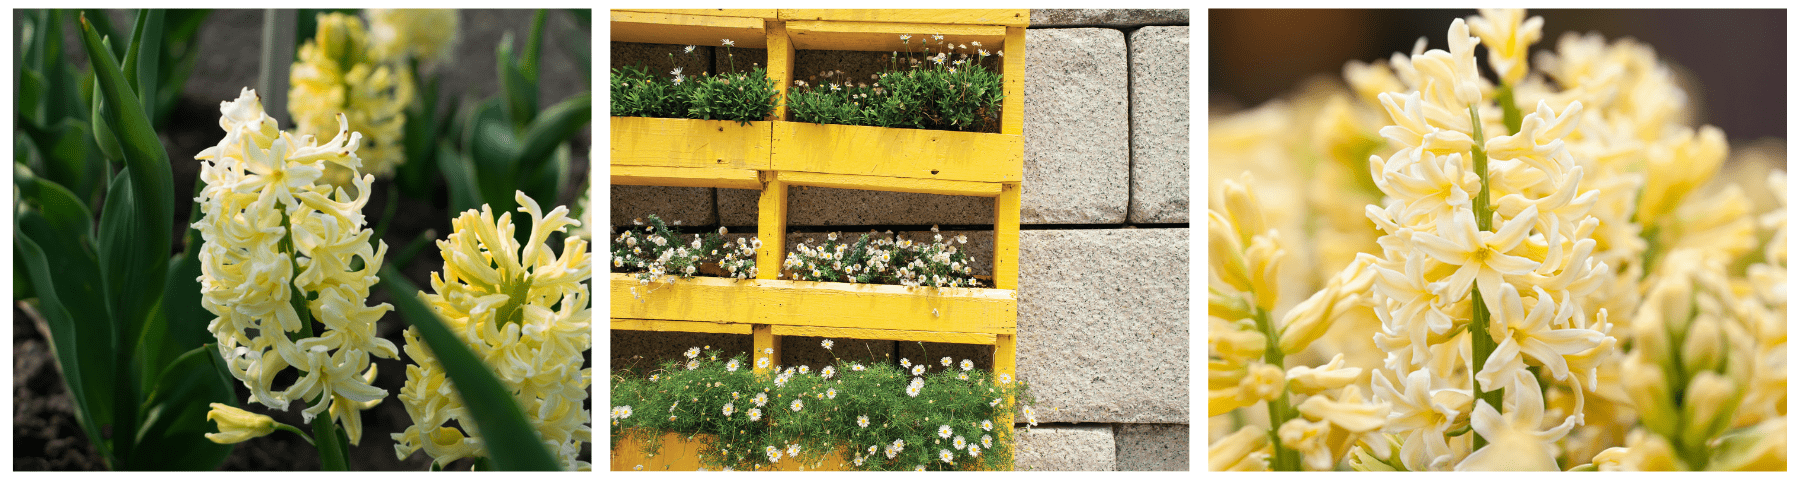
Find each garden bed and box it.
[611,430,850,471]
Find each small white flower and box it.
[722,39,735,46]
[821,366,836,379]
[766,445,781,462]
[899,34,912,42]
[912,365,926,376]
[723,403,735,417]
[954,435,967,450]
[827,388,838,399]
[981,434,993,448]
[790,399,804,412]
[858,415,870,427]
[757,357,770,369]
[941,357,953,367]
[787,444,800,456]
[799,365,811,375]
[939,449,955,463]
[752,392,768,407]
[684,45,696,54]
[981,419,994,431]
[670,66,683,77]
[748,408,763,421]
[915,465,926,471]
[686,359,699,370]
[763,348,774,354]
[685,347,701,359]
[821,339,834,350]
[938,425,954,438]
[999,373,1013,384]
[900,358,912,368]
[961,359,974,371]
[726,359,740,371]
[906,384,922,397]
[852,364,866,371]
[969,444,981,457]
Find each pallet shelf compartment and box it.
[610,274,1017,337]
[770,121,1023,183]
[611,10,770,48]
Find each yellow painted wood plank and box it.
[609,165,763,190]
[611,11,768,48]
[612,431,851,471]
[770,121,1023,183]
[994,182,1021,289]
[771,325,996,345]
[778,9,1029,27]
[610,275,1017,333]
[611,117,773,171]
[754,280,1017,334]
[780,171,1003,197]
[784,20,1007,52]
[756,173,787,280]
[753,324,781,376]
[766,21,796,121]
[1000,26,1026,135]
[611,274,757,324]
[613,9,778,19]
[610,318,753,335]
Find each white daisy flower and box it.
[748,408,762,421]
[790,399,804,412]
[858,415,870,428]
[723,403,735,417]
[961,359,974,371]
[726,359,740,371]
[938,425,954,438]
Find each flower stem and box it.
[1467,104,1504,450]
[279,211,353,470]
[1496,82,1523,135]
[1254,306,1300,471]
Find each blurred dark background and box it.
[1210,9,1786,142]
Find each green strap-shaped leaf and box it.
[377,267,563,471]
[122,9,163,119]
[437,139,483,217]
[496,32,536,130]
[14,232,116,466]
[126,343,234,470]
[510,93,590,177]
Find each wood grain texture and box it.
[609,164,763,190]
[777,9,1029,27]
[609,274,1018,335]
[611,11,768,48]
[993,182,1021,289]
[610,318,753,335]
[780,171,1004,197]
[1001,26,1026,135]
[771,325,997,345]
[756,174,787,279]
[766,21,796,121]
[612,117,774,170]
[612,9,778,19]
[784,20,1006,52]
[771,121,1023,183]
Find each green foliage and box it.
[610,214,759,282]
[788,39,1003,132]
[611,346,1033,471]
[11,9,234,470]
[378,267,564,471]
[784,228,983,288]
[609,43,779,125]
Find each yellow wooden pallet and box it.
[608,9,1027,471]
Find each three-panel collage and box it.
[4,7,1786,474]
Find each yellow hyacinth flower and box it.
[204,403,281,444]
[195,87,395,445]
[392,191,592,470]
[290,12,414,182]
[366,9,461,72]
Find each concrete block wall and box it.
[608,9,1190,470]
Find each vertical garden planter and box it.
[609,9,1028,471]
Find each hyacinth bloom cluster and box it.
[290,12,415,180]
[365,9,461,73]
[195,88,394,444]
[1210,10,1785,471]
[392,192,593,470]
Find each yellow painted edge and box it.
[780,171,1004,197]
[613,9,779,19]
[776,9,1029,27]
[756,173,787,280]
[610,318,753,335]
[771,325,997,345]
[1001,26,1026,135]
[770,121,1024,183]
[608,274,1018,334]
[785,19,1006,37]
[611,117,773,171]
[611,11,769,48]
[993,182,1021,289]
[766,21,796,121]
[610,165,763,190]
